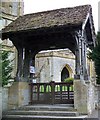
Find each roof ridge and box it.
[2,4,93,35]
[23,4,91,17]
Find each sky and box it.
[24,0,99,33]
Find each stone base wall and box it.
[8,82,30,110]
[87,81,96,115]
[74,80,88,114]
[2,80,99,116]
[0,87,2,119]
[2,88,8,111]
[95,85,100,110]
[74,79,97,115]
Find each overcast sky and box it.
[24,0,99,33]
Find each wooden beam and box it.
[15,47,24,81]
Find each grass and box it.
[37,85,74,93]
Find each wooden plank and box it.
[29,81,74,104]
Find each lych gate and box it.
[2,5,96,106]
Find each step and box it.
[2,104,88,120]
[3,110,79,116]
[17,104,75,111]
[2,115,88,120]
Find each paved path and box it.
[88,109,100,119]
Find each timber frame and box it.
[2,5,96,81]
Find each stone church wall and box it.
[35,50,75,83]
[51,57,75,82]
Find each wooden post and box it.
[81,31,88,80]
[23,49,30,81]
[37,83,40,102]
[15,47,24,81]
[67,85,70,100]
[74,48,81,79]
[78,34,83,77]
[30,83,33,104]
[44,84,46,97]
[75,30,88,80]
[60,84,62,102]
[51,81,55,104]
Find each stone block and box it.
[2,88,8,111]
[74,80,88,114]
[0,87,2,119]
[8,82,30,110]
[95,85,100,110]
[74,79,98,116]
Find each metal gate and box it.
[29,81,74,104]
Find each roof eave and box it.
[2,23,82,40]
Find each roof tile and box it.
[2,5,92,33]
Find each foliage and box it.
[2,50,13,87]
[88,32,100,84]
[64,77,74,82]
[0,47,2,86]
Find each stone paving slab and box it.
[87,109,100,119]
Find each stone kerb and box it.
[8,82,30,110]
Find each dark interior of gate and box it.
[2,5,96,104]
[22,26,76,104]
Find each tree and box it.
[89,32,100,84]
[2,50,13,87]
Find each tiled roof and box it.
[2,5,92,33]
